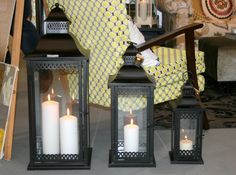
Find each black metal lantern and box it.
[169,80,204,164]
[25,3,92,170]
[108,44,156,167]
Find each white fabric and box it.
[128,20,160,67]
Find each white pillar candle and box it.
[42,94,60,154]
[124,118,139,152]
[60,108,79,154]
[139,0,148,20]
[180,135,193,151]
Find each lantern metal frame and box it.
[108,44,156,167]
[169,80,204,164]
[25,3,92,170]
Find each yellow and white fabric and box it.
[47,0,205,108]
[128,20,159,67]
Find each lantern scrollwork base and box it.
[27,148,92,170]
[108,150,156,167]
[169,151,203,164]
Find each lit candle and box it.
[180,135,193,151]
[41,94,60,154]
[139,0,148,20]
[60,108,79,154]
[124,118,139,152]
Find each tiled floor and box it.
[0,62,236,175]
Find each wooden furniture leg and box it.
[4,0,24,160]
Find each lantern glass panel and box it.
[33,63,82,159]
[116,88,148,159]
[179,118,197,151]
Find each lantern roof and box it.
[26,3,89,58]
[109,43,155,87]
[27,34,89,58]
[176,80,200,107]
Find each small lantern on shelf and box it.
[25,3,92,170]
[108,43,156,167]
[169,80,204,164]
[135,0,157,28]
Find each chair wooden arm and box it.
[136,23,204,90]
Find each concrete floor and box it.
[0,62,236,175]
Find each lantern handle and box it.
[127,40,137,46]
[126,41,144,67]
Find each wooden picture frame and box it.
[0,62,18,159]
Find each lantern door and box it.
[170,109,204,164]
[109,86,155,167]
[26,58,91,170]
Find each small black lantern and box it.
[169,80,204,164]
[108,44,156,167]
[25,4,92,170]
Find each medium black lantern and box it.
[169,80,204,164]
[108,44,156,167]
[25,3,92,170]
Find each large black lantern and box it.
[169,80,204,164]
[25,4,92,170]
[108,44,156,167]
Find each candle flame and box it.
[184,135,188,140]
[48,94,51,101]
[130,118,134,125]
[51,88,54,95]
[67,108,70,116]
[72,94,75,101]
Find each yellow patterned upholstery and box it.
[145,46,205,104]
[47,0,205,108]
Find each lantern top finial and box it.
[123,42,143,67]
[108,42,155,87]
[177,79,199,107]
[46,3,70,23]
